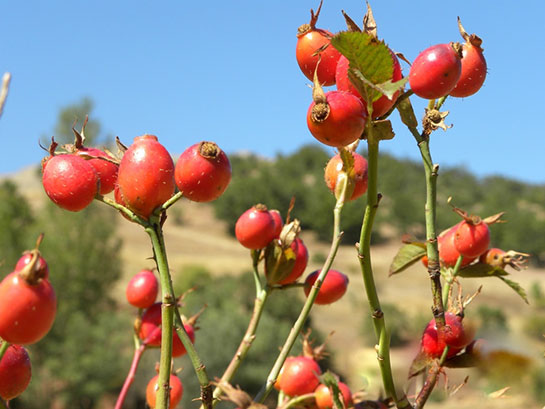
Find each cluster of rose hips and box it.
[234,205,349,305]
[0,237,55,402]
[41,119,232,218]
[273,335,387,409]
[297,3,486,152]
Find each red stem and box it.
[115,344,147,409]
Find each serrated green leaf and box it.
[331,31,393,84]
[389,242,426,276]
[497,276,529,304]
[376,77,409,100]
[457,263,509,278]
[331,31,394,106]
[396,97,418,129]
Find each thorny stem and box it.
[357,125,410,409]
[442,256,463,307]
[0,341,9,363]
[147,221,213,409]
[146,222,175,409]
[414,346,449,409]
[209,252,271,407]
[415,136,446,330]
[115,343,147,409]
[254,173,349,403]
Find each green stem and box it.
[146,222,175,409]
[147,222,213,409]
[442,256,463,307]
[208,250,270,406]
[0,341,9,363]
[416,139,446,330]
[95,194,148,226]
[254,174,348,403]
[358,131,409,408]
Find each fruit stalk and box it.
[255,173,349,403]
[357,128,409,408]
[210,251,271,406]
[115,342,147,409]
[147,222,213,409]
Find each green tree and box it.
[0,180,34,269]
[7,99,130,409]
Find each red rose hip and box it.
[126,269,159,309]
[307,91,367,148]
[304,269,349,305]
[235,205,277,249]
[116,134,175,219]
[42,154,99,212]
[175,141,231,202]
[0,343,32,400]
[275,356,322,396]
[146,373,183,409]
[324,152,368,201]
[409,43,462,99]
[295,2,341,86]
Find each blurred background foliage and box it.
[213,146,545,266]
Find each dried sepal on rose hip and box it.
[0,236,56,345]
[175,141,231,202]
[296,0,341,86]
[409,43,462,99]
[0,343,32,401]
[265,218,309,285]
[64,117,119,195]
[449,17,487,98]
[307,66,367,148]
[116,134,175,219]
[479,248,530,271]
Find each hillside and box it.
[2,164,544,408]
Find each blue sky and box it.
[0,1,543,184]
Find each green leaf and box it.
[408,350,431,378]
[331,31,395,105]
[457,263,509,278]
[389,242,426,276]
[497,276,529,304]
[396,96,418,129]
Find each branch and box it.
[0,73,11,119]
